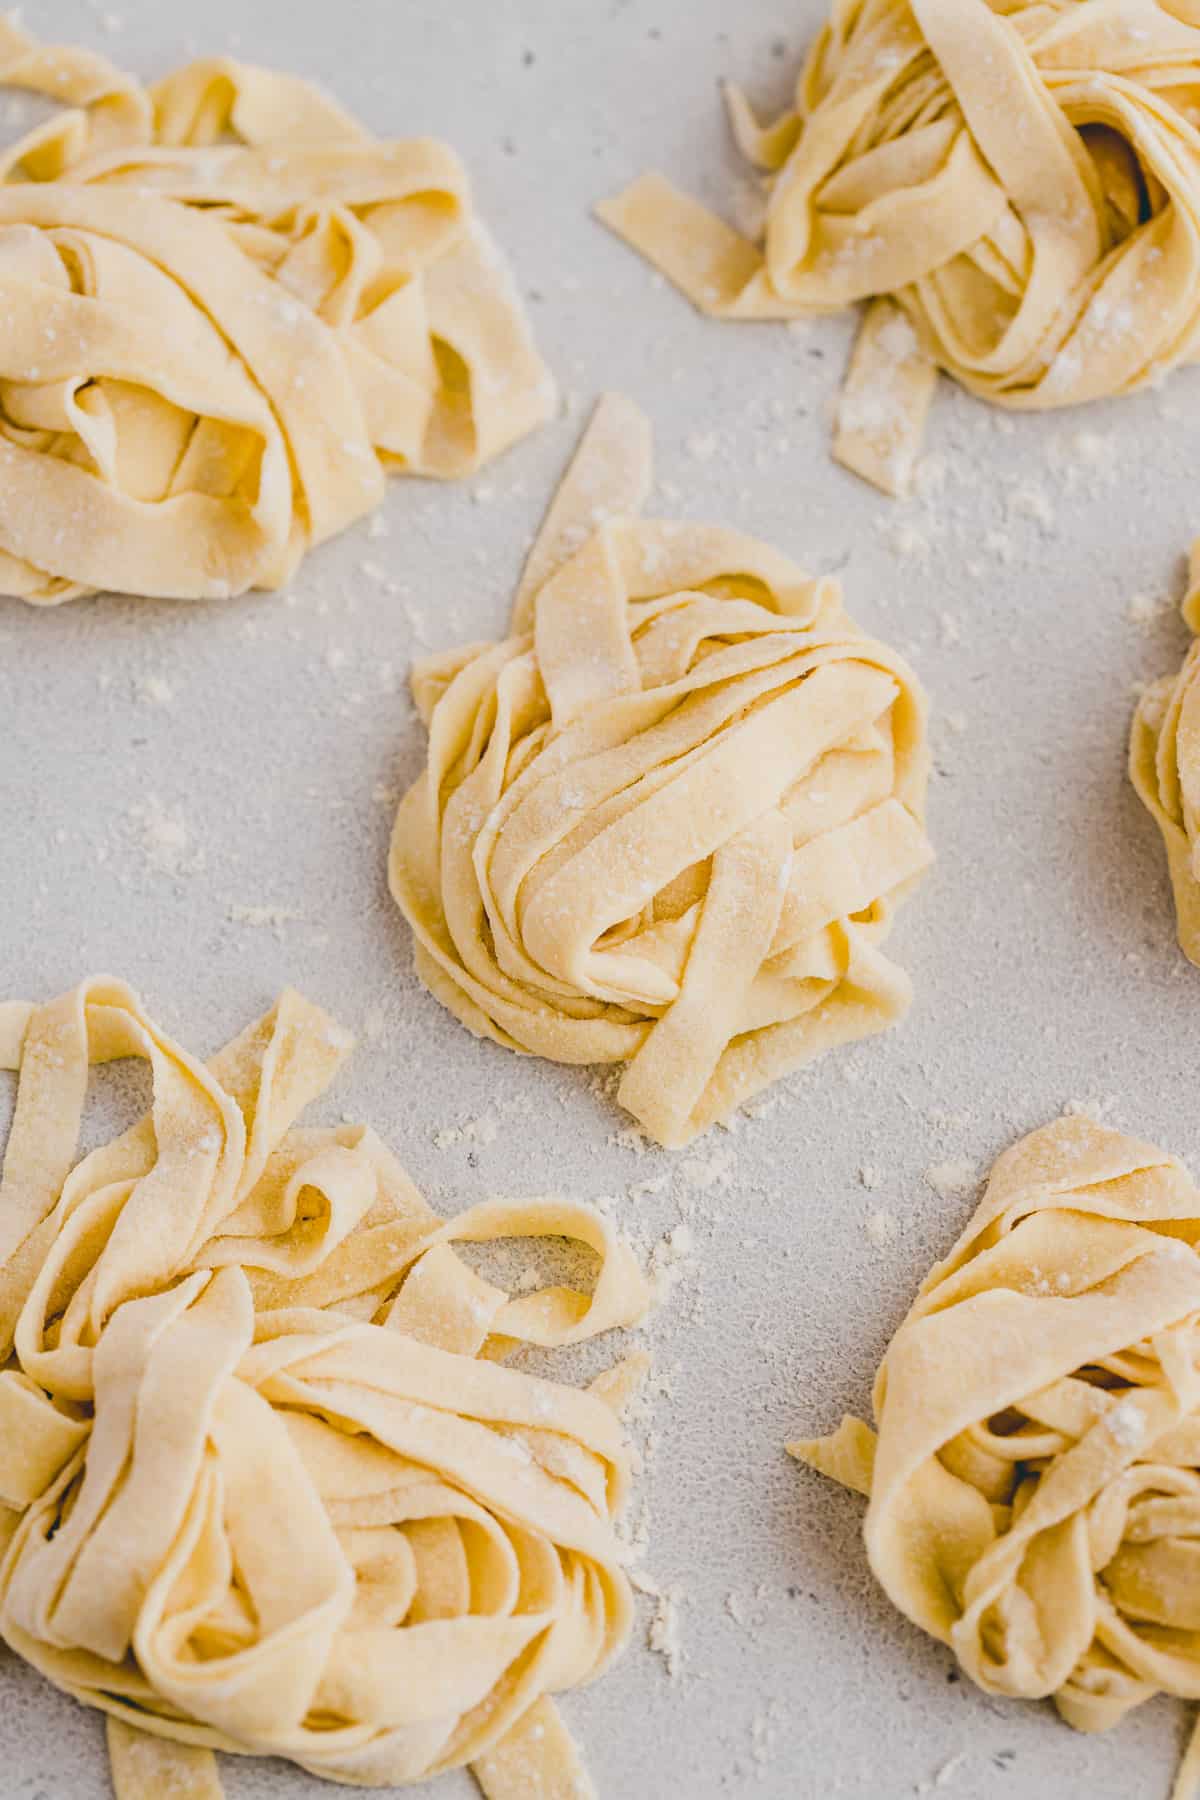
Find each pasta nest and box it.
[1131,546,1200,966]
[391,397,932,1148]
[0,17,553,603]
[0,978,649,1797]
[737,0,1200,400]
[794,1116,1200,1772]
[600,0,1200,491]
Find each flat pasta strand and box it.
[0,976,651,1796]
[389,393,933,1147]
[1131,540,1200,964]
[791,1115,1200,1800]
[0,15,553,603]
[598,0,1200,494]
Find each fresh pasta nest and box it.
[390,395,932,1148]
[600,0,1200,494]
[0,977,650,1798]
[1131,545,1200,965]
[0,17,553,603]
[793,1116,1200,1798]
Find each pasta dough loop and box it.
[389,394,932,1147]
[1132,544,1200,964]
[598,0,1200,494]
[0,16,553,604]
[792,1115,1200,1797]
[0,976,650,1798]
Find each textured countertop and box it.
[4,2,1200,1796]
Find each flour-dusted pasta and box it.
[390,394,932,1148]
[0,976,650,1797]
[792,1115,1200,1800]
[598,0,1200,495]
[0,16,554,604]
[1132,544,1200,963]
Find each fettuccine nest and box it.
[0,977,649,1798]
[600,0,1200,494]
[794,1115,1200,1800]
[390,395,932,1147]
[0,17,553,602]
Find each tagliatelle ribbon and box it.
[1132,540,1200,966]
[598,0,1200,495]
[791,1115,1200,1800]
[0,15,553,604]
[389,392,932,1148]
[0,976,650,1797]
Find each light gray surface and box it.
[2,2,1199,1796]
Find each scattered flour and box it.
[226,903,302,935]
[1061,1095,1119,1121]
[678,1145,737,1192]
[685,429,719,462]
[433,1114,499,1151]
[650,1224,695,1303]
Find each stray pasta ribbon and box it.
[0,976,650,1797]
[390,393,932,1148]
[0,15,554,604]
[598,0,1200,495]
[1132,541,1200,966]
[792,1115,1200,1800]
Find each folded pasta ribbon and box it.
[598,0,1200,494]
[791,1116,1200,1799]
[0,976,650,1797]
[1131,542,1200,965]
[0,15,553,603]
[390,393,932,1147]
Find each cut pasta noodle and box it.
[598,0,1200,495]
[1132,542,1200,964]
[0,976,651,1797]
[791,1115,1200,1800]
[389,393,932,1148]
[0,15,554,604]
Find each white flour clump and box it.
[128,796,204,878]
[134,672,174,706]
[1106,1399,1145,1449]
[685,429,719,462]
[865,1209,898,1248]
[1128,591,1172,629]
[924,1160,977,1199]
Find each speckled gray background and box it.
[3,2,1200,1796]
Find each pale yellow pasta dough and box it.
[0,16,553,603]
[791,1115,1200,1800]
[389,393,932,1148]
[1132,542,1200,964]
[598,0,1200,495]
[0,975,651,1797]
